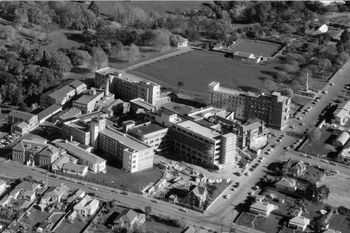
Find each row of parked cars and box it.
[0,133,20,148]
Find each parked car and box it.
[179,208,188,213]
[223,194,230,199]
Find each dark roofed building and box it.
[183,185,208,208]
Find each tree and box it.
[68,49,91,66]
[340,30,350,43]
[281,88,294,98]
[88,1,100,16]
[127,44,140,62]
[89,47,108,70]
[46,52,72,72]
[144,206,152,217]
[177,81,184,93]
[264,79,278,92]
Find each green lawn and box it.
[130,50,276,97]
[236,212,255,228]
[56,219,87,233]
[231,39,281,57]
[254,214,281,233]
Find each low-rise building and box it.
[8,110,38,134]
[73,89,104,114]
[51,153,78,172]
[72,195,99,218]
[145,107,183,127]
[40,80,87,107]
[12,139,60,167]
[54,141,106,173]
[250,201,277,216]
[283,159,306,177]
[233,51,263,63]
[113,209,146,231]
[334,101,350,126]
[37,104,62,124]
[275,177,297,192]
[62,163,88,176]
[52,108,82,123]
[171,35,188,48]
[38,184,70,211]
[98,126,154,173]
[288,215,310,231]
[183,185,208,208]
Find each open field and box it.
[231,39,281,57]
[96,1,206,15]
[320,174,350,209]
[130,50,276,97]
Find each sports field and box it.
[230,39,282,57]
[130,50,275,97]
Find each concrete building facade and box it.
[208,81,290,130]
[95,67,161,106]
[170,120,237,169]
[98,126,154,173]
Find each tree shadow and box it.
[70,67,91,74]
[64,33,85,43]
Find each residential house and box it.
[283,159,306,177]
[171,35,188,48]
[250,200,277,216]
[333,101,350,126]
[67,189,86,204]
[38,184,69,211]
[113,209,146,231]
[183,185,208,208]
[275,177,297,192]
[288,215,310,231]
[72,195,99,218]
[51,153,78,172]
[62,163,88,177]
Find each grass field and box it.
[130,50,275,97]
[320,174,350,209]
[231,39,281,57]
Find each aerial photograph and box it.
[0,0,350,232]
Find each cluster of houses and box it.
[0,178,102,232]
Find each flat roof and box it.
[96,67,159,86]
[55,141,106,164]
[176,120,221,139]
[49,85,75,100]
[54,108,82,121]
[130,98,155,110]
[9,110,36,121]
[37,104,62,121]
[74,90,103,105]
[69,80,86,89]
[128,123,166,137]
[100,127,150,152]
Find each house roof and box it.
[189,186,207,198]
[276,177,297,189]
[62,163,88,174]
[250,201,275,213]
[115,209,139,223]
[55,141,106,165]
[74,195,99,211]
[69,80,86,89]
[74,90,103,105]
[289,215,310,226]
[9,110,36,122]
[37,104,62,121]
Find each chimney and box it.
[105,77,110,97]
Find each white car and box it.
[329,82,334,86]
[223,194,230,199]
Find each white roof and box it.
[289,216,310,226]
